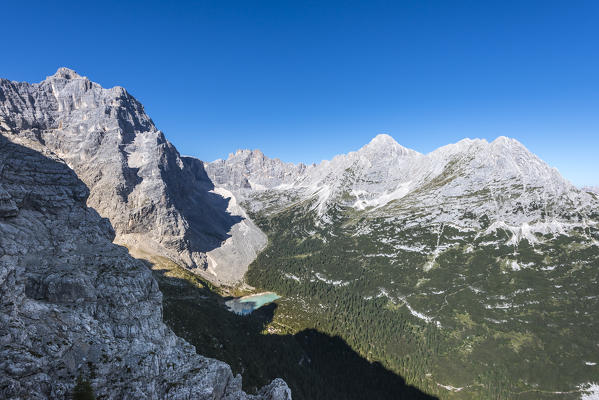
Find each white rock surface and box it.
[0,68,265,285]
[583,186,599,194]
[206,134,597,235]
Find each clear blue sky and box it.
[3,1,598,186]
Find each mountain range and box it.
[206,125,599,397]
[1,68,598,399]
[206,133,595,231]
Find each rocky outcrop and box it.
[0,68,265,285]
[0,133,290,399]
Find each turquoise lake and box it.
[225,292,281,315]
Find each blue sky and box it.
[3,1,598,186]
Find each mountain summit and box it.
[0,68,265,285]
[360,133,419,158]
[206,133,591,228]
[48,66,82,80]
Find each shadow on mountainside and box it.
[150,151,245,253]
[146,257,438,400]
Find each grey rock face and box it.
[207,149,307,192]
[207,134,597,234]
[0,133,290,399]
[0,68,265,285]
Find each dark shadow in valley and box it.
[150,264,439,400]
[163,154,245,252]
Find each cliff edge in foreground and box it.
[0,133,290,399]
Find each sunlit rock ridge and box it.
[206,133,597,238]
[0,68,265,285]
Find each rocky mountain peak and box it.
[489,135,531,154]
[432,136,542,170]
[47,67,82,80]
[369,133,397,145]
[491,135,517,145]
[208,132,594,230]
[0,69,268,286]
[359,133,419,158]
[228,148,266,161]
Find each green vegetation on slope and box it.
[244,202,599,399]
[142,252,436,400]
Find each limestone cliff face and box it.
[0,68,265,285]
[0,133,290,399]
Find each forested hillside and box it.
[244,199,599,399]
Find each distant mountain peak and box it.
[229,148,265,159]
[207,131,593,225]
[47,67,82,80]
[433,136,534,162]
[359,133,419,157]
[490,135,528,150]
[369,133,397,145]
[491,135,513,144]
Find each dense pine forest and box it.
[242,201,599,399]
[142,196,599,399]
[146,253,436,400]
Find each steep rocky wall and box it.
[0,68,265,285]
[0,133,290,399]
